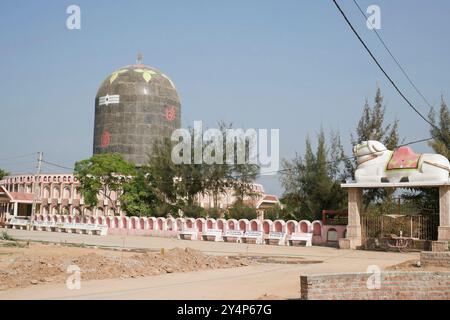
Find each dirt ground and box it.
[385,259,450,272]
[0,229,421,299]
[0,240,251,291]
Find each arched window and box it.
[51,206,59,215]
[96,207,104,217]
[52,186,60,199]
[63,187,71,199]
[43,187,50,198]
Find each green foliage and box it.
[262,207,282,221]
[149,122,260,211]
[429,97,450,158]
[149,137,206,210]
[226,202,258,220]
[205,207,225,219]
[401,98,450,213]
[265,205,311,222]
[0,169,9,180]
[74,153,136,214]
[343,87,401,206]
[121,167,159,217]
[280,128,347,220]
[181,204,207,218]
[153,202,178,218]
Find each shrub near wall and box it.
[226,203,257,220]
[300,272,450,300]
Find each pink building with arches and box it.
[0,173,121,218]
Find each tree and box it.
[74,153,136,214]
[343,87,401,206]
[0,169,8,180]
[402,97,450,214]
[280,129,347,220]
[146,122,260,216]
[226,202,258,220]
[344,87,400,179]
[429,96,450,158]
[203,122,260,208]
[149,137,205,214]
[120,167,160,217]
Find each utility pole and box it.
[30,152,43,227]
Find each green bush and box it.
[181,204,207,218]
[153,203,177,217]
[263,207,284,221]
[205,208,226,219]
[226,203,258,220]
[263,206,307,221]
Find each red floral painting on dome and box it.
[100,131,111,148]
[165,105,176,122]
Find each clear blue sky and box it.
[1,0,449,195]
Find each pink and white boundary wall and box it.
[28,214,346,245]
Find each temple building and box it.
[0,58,279,219]
[93,57,181,166]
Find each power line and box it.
[259,136,434,177]
[0,153,36,162]
[0,160,37,167]
[332,0,438,131]
[21,136,434,181]
[352,0,433,109]
[42,160,73,171]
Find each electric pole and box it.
[30,152,43,227]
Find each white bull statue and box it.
[354,140,450,183]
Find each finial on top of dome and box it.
[136,52,143,65]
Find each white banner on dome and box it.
[99,94,120,106]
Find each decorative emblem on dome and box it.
[165,105,176,122]
[134,68,157,83]
[100,131,111,148]
[109,69,128,84]
[99,94,120,106]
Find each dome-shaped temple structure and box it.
[93,57,181,165]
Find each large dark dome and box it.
[93,63,181,165]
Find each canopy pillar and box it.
[340,181,450,250]
[340,187,363,249]
[438,185,450,241]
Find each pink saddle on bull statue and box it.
[386,146,422,171]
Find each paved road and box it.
[0,229,418,300]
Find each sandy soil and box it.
[0,229,420,299]
[385,259,450,272]
[0,240,251,291]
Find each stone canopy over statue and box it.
[353,140,450,183]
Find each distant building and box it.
[0,174,279,219]
[0,173,119,218]
[195,183,280,213]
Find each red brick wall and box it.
[300,272,450,300]
[421,252,450,267]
